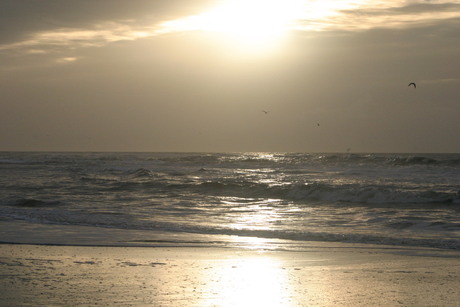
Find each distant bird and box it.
[262,110,269,114]
[408,82,416,88]
[317,123,320,127]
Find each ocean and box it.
[1,152,459,250]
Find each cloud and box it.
[2,0,460,68]
[422,78,460,84]
[297,1,460,31]
[0,0,213,51]
[56,57,78,64]
[0,22,162,54]
[390,2,460,15]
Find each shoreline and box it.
[2,219,459,251]
[1,243,459,306]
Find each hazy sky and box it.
[1,0,459,152]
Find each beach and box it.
[1,243,459,306]
[1,152,459,305]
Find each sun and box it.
[160,0,304,53]
[194,0,302,44]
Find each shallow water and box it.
[1,152,459,249]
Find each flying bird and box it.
[408,82,416,88]
[262,110,269,114]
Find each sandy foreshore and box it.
[1,243,459,306]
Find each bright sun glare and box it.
[161,0,305,53]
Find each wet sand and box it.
[1,243,459,306]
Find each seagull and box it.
[408,82,416,88]
[262,110,269,114]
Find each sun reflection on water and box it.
[225,200,285,233]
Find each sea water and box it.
[1,152,459,250]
